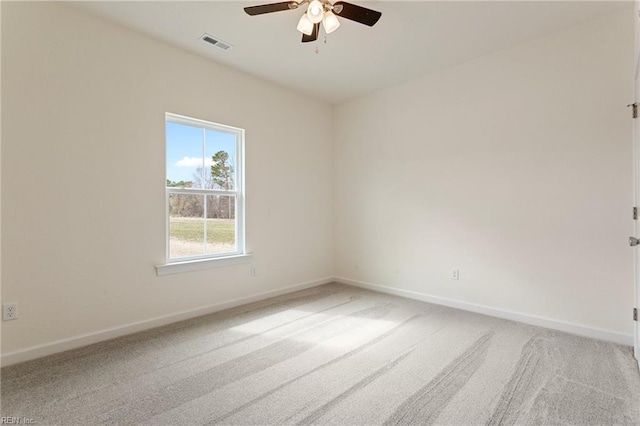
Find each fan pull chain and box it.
[314,35,328,54]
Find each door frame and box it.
[633,0,640,367]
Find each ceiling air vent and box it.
[201,34,232,51]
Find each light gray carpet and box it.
[1,283,639,425]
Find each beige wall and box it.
[1,2,333,355]
[334,9,635,335]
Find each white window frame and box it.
[159,113,248,273]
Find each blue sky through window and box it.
[166,121,236,184]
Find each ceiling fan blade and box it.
[244,2,298,16]
[333,1,381,27]
[301,23,319,43]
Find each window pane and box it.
[165,113,244,262]
[166,122,205,188]
[205,129,236,191]
[205,194,236,255]
[169,193,205,259]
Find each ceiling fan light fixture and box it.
[322,10,340,34]
[244,0,382,43]
[307,0,324,24]
[297,13,314,35]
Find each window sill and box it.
[155,253,253,276]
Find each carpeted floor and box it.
[1,283,639,425]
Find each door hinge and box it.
[629,103,638,119]
[634,308,638,322]
[633,207,637,220]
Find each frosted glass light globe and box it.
[307,0,324,24]
[322,10,340,34]
[297,13,314,35]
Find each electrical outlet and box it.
[451,269,459,280]
[2,303,18,321]
[250,265,257,276]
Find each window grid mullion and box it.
[166,188,239,196]
[202,128,208,254]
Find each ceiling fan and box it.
[244,0,382,43]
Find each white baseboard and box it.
[1,277,333,367]
[335,276,634,347]
[3,275,634,367]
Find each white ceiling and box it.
[66,1,628,104]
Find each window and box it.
[165,113,244,262]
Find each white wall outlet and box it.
[451,269,459,280]
[2,303,18,321]
[250,265,257,276]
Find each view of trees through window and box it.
[167,150,235,219]
[165,114,243,260]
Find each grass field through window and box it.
[169,217,235,244]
